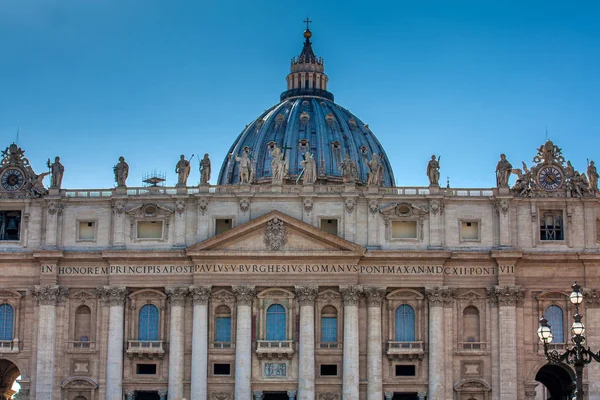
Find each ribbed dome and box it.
[217,25,395,186]
[217,97,395,186]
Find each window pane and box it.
[321,317,337,342]
[266,304,286,341]
[545,305,564,343]
[395,305,415,341]
[138,304,159,341]
[216,317,231,342]
[0,304,14,341]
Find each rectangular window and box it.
[540,212,564,241]
[213,363,231,375]
[136,364,157,375]
[137,221,163,239]
[0,211,21,241]
[215,317,232,342]
[320,364,338,376]
[320,218,338,236]
[460,221,479,241]
[77,221,96,241]
[321,317,337,342]
[215,219,232,235]
[395,364,416,376]
[391,221,417,239]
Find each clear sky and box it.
[1,0,599,188]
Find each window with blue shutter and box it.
[545,305,564,343]
[138,304,159,341]
[266,304,286,341]
[395,304,415,342]
[0,304,14,341]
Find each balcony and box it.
[66,340,96,353]
[319,342,342,350]
[211,341,234,349]
[126,340,165,359]
[255,340,295,359]
[0,339,19,353]
[460,342,487,351]
[386,341,424,360]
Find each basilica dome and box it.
[217,28,395,186]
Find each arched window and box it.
[74,305,91,342]
[321,305,338,343]
[266,304,286,341]
[138,304,159,341]
[0,304,14,341]
[463,306,481,343]
[215,305,232,343]
[545,305,564,343]
[395,304,415,342]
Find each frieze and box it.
[295,285,318,306]
[340,285,362,306]
[97,286,128,307]
[424,286,455,306]
[363,286,386,307]
[232,284,256,306]
[190,285,212,305]
[33,285,68,305]
[165,286,189,306]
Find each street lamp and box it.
[538,282,600,400]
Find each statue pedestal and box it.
[498,187,510,196]
[48,188,62,197]
[302,185,314,193]
[176,187,187,195]
[367,185,380,194]
[429,185,441,195]
[344,183,356,193]
[199,185,210,193]
[114,186,127,195]
[271,184,283,193]
[238,184,251,193]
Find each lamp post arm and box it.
[543,343,570,364]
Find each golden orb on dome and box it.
[304,29,312,39]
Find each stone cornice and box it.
[363,286,386,307]
[424,286,455,306]
[165,286,189,306]
[190,285,212,305]
[488,286,524,306]
[33,285,68,305]
[339,285,362,306]
[97,286,128,307]
[232,285,256,306]
[295,285,318,306]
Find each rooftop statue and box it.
[270,144,285,184]
[113,156,129,187]
[200,153,211,185]
[339,154,357,183]
[427,155,441,186]
[233,149,253,184]
[299,151,316,185]
[47,156,64,189]
[588,161,598,192]
[364,153,383,186]
[495,154,512,188]
[175,154,192,187]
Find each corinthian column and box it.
[190,285,212,400]
[340,285,362,400]
[98,286,128,400]
[492,286,523,399]
[166,287,189,400]
[364,286,386,400]
[424,287,453,399]
[585,289,600,400]
[295,285,318,400]
[233,285,256,400]
[33,285,68,399]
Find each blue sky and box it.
[1,0,599,188]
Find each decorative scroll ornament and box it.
[344,198,355,214]
[489,286,524,306]
[340,285,362,306]
[47,200,63,216]
[264,217,287,250]
[295,285,318,306]
[239,198,250,213]
[368,199,379,215]
[111,200,126,214]
[175,200,185,215]
[33,285,69,305]
[533,140,565,165]
[198,198,209,215]
[363,286,386,307]
[318,393,339,400]
[97,286,128,307]
[584,288,600,309]
[429,199,444,215]
[166,286,189,306]
[232,285,256,306]
[303,197,313,213]
[190,285,212,305]
[424,286,455,306]
[493,199,510,216]
[211,393,232,400]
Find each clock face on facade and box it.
[1,168,25,191]
[537,165,564,191]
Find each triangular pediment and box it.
[187,210,364,255]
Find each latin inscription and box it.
[48,264,515,276]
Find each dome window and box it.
[267,141,277,150]
[275,114,286,129]
[348,118,358,131]
[325,113,336,127]
[299,112,311,126]
[298,140,310,151]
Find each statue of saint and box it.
[114,156,129,187]
[364,153,384,186]
[270,144,285,184]
[200,153,211,185]
[46,156,65,189]
[495,154,513,188]
[299,151,317,185]
[588,160,598,192]
[175,155,191,187]
[566,161,575,179]
[339,154,357,183]
[234,149,253,184]
[427,155,441,186]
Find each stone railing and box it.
[460,341,487,350]
[256,340,295,359]
[386,341,424,360]
[210,341,234,349]
[126,340,166,359]
[319,341,342,350]
[0,339,19,353]
[67,340,96,351]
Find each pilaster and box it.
[363,286,386,400]
[585,289,600,400]
[190,285,212,400]
[166,286,189,400]
[295,285,318,400]
[340,285,362,400]
[233,285,256,400]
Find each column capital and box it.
[340,285,362,306]
[233,284,256,306]
[424,286,455,306]
[584,288,600,308]
[32,285,68,305]
[97,286,128,307]
[124,390,135,400]
[253,390,264,400]
[417,391,427,400]
[165,286,189,306]
[295,285,318,306]
[157,389,167,400]
[190,285,212,305]
[363,286,386,307]
[487,285,524,306]
[286,389,297,399]
[384,392,394,400]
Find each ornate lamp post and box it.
[538,282,600,400]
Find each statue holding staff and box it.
[47,156,64,189]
